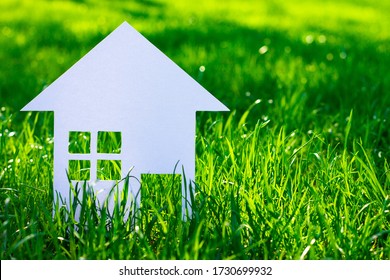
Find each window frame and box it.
[67,130,122,181]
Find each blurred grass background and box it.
[1,0,389,111]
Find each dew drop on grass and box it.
[8,131,16,137]
[340,51,347,59]
[313,153,321,161]
[326,53,334,61]
[199,65,205,72]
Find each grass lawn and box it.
[0,0,389,259]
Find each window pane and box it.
[97,160,121,180]
[68,160,90,181]
[97,131,121,154]
[69,131,91,154]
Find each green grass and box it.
[1,0,389,259]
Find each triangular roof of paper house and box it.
[22,22,228,117]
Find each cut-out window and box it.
[97,131,121,154]
[69,131,91,154]
[68,131,122,181]
[97,160,122,180]
[68,160,90,180]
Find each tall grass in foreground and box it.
[0,106,389,259]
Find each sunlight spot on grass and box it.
[8,131,15,137]
[16,33,26,46]
[300,239,316,259]
[326,53,334,61]
[340,51,347,59]
[57,237,65,242]
[245,91,251,97]
[284,46,291,53]
[300,245,311,260]
[268,99,273,104]
[305,35,314,44]
[1,27,12,37]
[222,180,234,185]
[199,65,206,72]
[306,64,316,72]
[318,35,327,44]
[255,99,261,104]
[258,45,268,55]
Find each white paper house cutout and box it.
[21,22,229,219]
